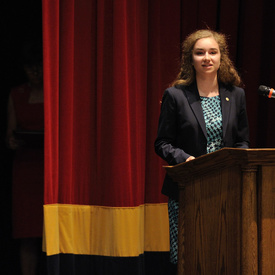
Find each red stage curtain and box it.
[42,0,180,274]
[42,0,275,274]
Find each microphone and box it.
[258,85,275,98]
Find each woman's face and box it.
[24,63,43,84]
[192,37,221,77]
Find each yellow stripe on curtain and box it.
[43,203,169,257]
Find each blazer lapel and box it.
[219,84,231,139]
[183,84,207,139]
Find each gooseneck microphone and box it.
[258,85,275,98]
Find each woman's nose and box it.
[203,53,210,60]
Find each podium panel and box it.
[259,166,275,274]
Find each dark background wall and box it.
[0,1,42,273]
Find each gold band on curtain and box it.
[43,203,169,257]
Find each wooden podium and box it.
[165,148,275,275]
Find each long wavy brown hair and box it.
[171,29,242,87]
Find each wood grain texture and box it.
[241,166,258,275]
[258,166,275,275]
[183,166,242,274]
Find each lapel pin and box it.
[226,97,229,101]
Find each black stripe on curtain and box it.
[41,252,175,275]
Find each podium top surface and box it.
[164,148,275,181]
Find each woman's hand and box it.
[186,156,195,162]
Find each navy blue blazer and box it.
[154,82,250,200]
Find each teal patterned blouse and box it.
[200,95,223,153]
